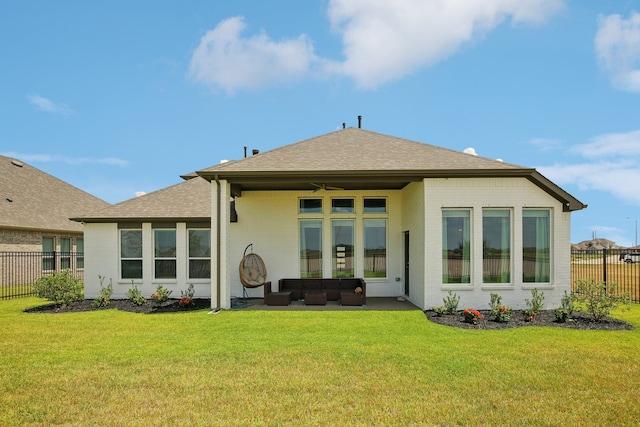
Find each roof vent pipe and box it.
[342,123,346,129]
[252,149,259,155]
[244,146,247,158]
[358,115,362,128]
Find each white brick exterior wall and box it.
[83,176,574,311]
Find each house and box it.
[0,155,109,254]
[74,127,586,310]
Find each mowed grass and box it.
[1,299,639,426]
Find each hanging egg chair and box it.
[238,244,267,291]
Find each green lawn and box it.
[1,299,639,426]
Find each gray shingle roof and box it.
[200,127,522,173]
[0,156,109,232]
[73,176,211,222]
[197,128,585,211]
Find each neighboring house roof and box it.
[73,176,211,223]
[198,128,586,212]
[0,156,109,233]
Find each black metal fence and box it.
[0,252,84,299]
[1,250,638,302]
[571,248,640,303]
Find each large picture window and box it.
[120,230,142,279]
[523,210,550,283]
[332,219,354,278]
[154,229,176,279]
[188,229,211,279]
[442,210,471,284]
[483,210,511,283]
[300,220,322,278]
[364,219,386,278]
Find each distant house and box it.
[74,128,586,310]
[0,155,109,256]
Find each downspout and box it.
[214,175,221,311]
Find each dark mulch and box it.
[24,298,212,314]
[425,309,634,330]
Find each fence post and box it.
[602,248,608,292]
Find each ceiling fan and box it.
[310,183,344,192]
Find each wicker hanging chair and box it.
[239,244,267,289]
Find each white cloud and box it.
[539,159,640,204]
[528,137,563,151]
[188,16,319,93]
[0,152,129,167]
[571,129,640,158]
[535,128,640,206]
[595,12,640,92]
[325,0,565,88]
[27,95,73,115]
[189,1,563,92]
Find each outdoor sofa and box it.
[274,278,366,306]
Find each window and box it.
[76,238,84,269]
[120,229,143,279]
[442,210,471,284]
[154,229,176,279]
[483,210,511,283]
[332,198,354,213]
[523,210,550,283]
[42,237,55,271]
[364,198,386,213]
[332,219,354,277]
[300,220,322,278]
[364,219,386,278]
[60,238,71,270]
[188,229,211,279]
[300,198,322,213]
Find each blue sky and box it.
[2,1,640,246]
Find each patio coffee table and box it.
[304,291,327,305]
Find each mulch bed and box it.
[425,309,634,330]
[24,299,212,314]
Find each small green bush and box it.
[574,279,631,322]
[179,284,195,308]
[553,290,575,323]
[432,306,446,316]
[33,269,84,305]
[92,275,113,308]
[126,283,146,306]
[489,293,512,322]
[150,284,172,304]
[522,288,544,322]
[443,291,460,314]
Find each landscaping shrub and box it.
[33,269,84,305]
[126,283,146,306]
[179,283,195,308]
[92,275,113,308]
[522,288,544,322]
[463,308,482,324]
[489,293,512,322]
[150,284,172,304]
[443,291,460,314]
[553,290,575,323]
[432,306,446,316]
[574,279,631,322]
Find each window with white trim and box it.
[522,209,550,283]
[483,209,511,283]
[442,209,471,284]
[120,229,143,279]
